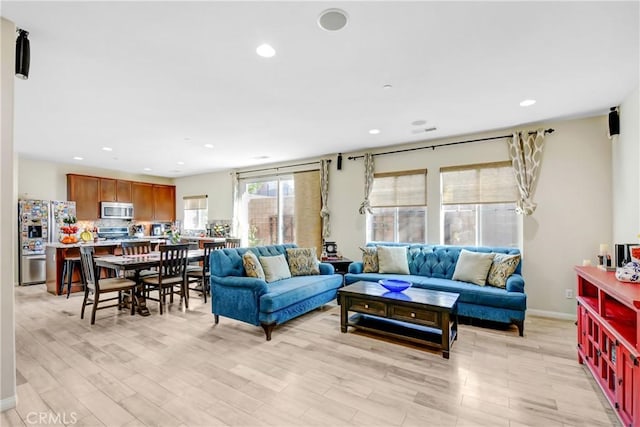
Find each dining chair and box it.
[141,243,189,315]
[79,246,137,325]
[120,240,157,280]
[186,240,225,303]
[225,238,241,248]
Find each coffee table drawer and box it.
[348,298,386,316]
[390,306,439,327]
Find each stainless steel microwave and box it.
[100,202,134,220]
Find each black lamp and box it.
[15,29,30,80]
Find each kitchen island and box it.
[45,238,168,295]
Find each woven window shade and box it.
[183,195,207,210]
[370,169,427,208]
[441,161,517,205]
[294,171,321,255]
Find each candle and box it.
[599,243,609,255]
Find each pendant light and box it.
[15,29,30,80]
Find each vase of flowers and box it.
[165,225,181,244]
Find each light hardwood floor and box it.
[2,284,619,427]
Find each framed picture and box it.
[629,245,640,263]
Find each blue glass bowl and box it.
[378,279,412,292]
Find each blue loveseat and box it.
[345,243,527,335]
[209,244,343,340]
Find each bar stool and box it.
[63,256,84,299]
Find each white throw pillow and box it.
[452,249,495,286]
[377,246,410,274]
[259,254,292,283]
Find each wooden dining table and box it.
[95,249,205,316]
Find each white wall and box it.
[17,155,173,201]
[173,170,233,225]
[1,17,17,411]
[178,115,613,318]
[613,85,640,242]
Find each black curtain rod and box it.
[237,159,331,176]
[348,128,555,161]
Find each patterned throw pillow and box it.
[259,254,292,283]
[286,248,320,276]
[487,253,520,288]
[360,247,378,273]
[243,251,265,280]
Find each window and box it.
[366,170,427,243]
[240,176,295,246]
[440,161,520,247]
[183,195,208,230]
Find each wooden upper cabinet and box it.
[99,178,116,202]
[153,185,176,221]
[67,174,100,220]
[116,180,132,202]
[131,182,154,221]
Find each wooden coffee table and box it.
[338,281,459,358]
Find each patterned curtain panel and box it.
[294,171,322,255]
[508,129,546,215]
[358,153,375,214]
[320,159,330,239]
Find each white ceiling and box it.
[3,1,639,178]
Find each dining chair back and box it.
[187,240,226,303]
[142,243,190,315]
[225,238,241,248]
[120,240,152,255]
[79,246,137,324]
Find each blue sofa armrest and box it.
[506,274,525,293]
[210,275,269,294]
[318,262,335,275]
[348,262,364,274]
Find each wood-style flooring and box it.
[2,284,619,426]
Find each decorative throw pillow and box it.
[452,249,495,286]
[286,248,320,276]
[259,254,292,283]
[360,247,379,273]
[377,246,410,275]
[487,253,521,288]
[243,251,265,280]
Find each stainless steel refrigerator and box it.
[18,199,76,285]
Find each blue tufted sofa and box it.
[209,244,343,340]
[345,243,526,335]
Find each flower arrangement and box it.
[165,225,181,244]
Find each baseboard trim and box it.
[528,309,577,321]
[0,395,16,412]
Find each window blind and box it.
[183,195,208,210]
[441,161,517,205]
[370,169,427,208]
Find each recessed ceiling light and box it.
[73,156,83,160]
[102,147,112,151]
[177,161,185,165]
[318,8,349,32]
[411,120,427,126]
[252,155,270,160]
[519,99,536,107]
[256,44,276,58]
[204,144,214,149]
[143,168,152,171]
[369,129,380,135]
[383,84,393,90]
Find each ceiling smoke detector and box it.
[318,9,349,32]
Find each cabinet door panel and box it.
[153,185,175,221]
[132,183,154,221]
[116,180,132,202]
[67,175,100,220]
[100,178,116,202]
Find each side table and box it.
[322,257,352,275]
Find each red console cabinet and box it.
[575,266,639,427]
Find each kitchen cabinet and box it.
[116,180,132,202]
[67,174,100,220]
[132,182,154,221]
[99,178,116,202]
[153,185,175,221]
